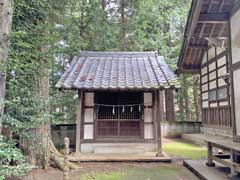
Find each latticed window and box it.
[95,92,143,138]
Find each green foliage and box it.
[0,136,32,180]
[2,0,197,177]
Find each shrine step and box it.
[94,145,145,154]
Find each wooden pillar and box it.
[155,90,163,157]
[159,90,165,121]
[230,150,237,177]
[75,90,83,153]
[206,142,215,167]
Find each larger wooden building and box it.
[56,51,177,155]
[177,0,240,139]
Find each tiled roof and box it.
[56,51,177,90]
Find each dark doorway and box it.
[95,92,143,138]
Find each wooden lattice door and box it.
[95,92,143,138]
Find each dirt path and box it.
[24,162,198,180]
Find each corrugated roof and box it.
[56,51,177,90]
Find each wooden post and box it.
[230,150,237,177]
[159,90,165,121]
[206,142,215,167]
[63,137,69,180]
[156,90,162,157]
[75,90,83,153]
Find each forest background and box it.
[0,0,201,179]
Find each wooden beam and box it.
[182,64,201,69]
[198,13,229,23]
[189,44,208,49]
[179,0,203,69]
[75,90,83,153]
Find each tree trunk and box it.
[34,47,78,170]
[101,0,106,12]
[0,0,13,134]
[182,74,190,121]
[165,89,176,122]
[193,75,201,121]
[177,19,185,121]
[120,0,125,50]
[38,58,51,169]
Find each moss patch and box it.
[163,140,207,159]
[123,165,196,180]
[81,172,124,180]
[80,165,197,180]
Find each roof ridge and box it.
[79,51,156,58]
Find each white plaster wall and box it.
[144,108,152,122]
[202,101,208,108]
[210,103,217,107]
[201,67,207,75]
[218,57,226,67]
[219,101,228,106]
[209,81,216,89]
[85,93,94,106]
[218,79,226,87]
[144,93,154,139]
[233,69,240,136]
[202,75,208,83]
[218,66,227,76]
[84,109,94,122]
[202,52,207,64]
[209,71,216,80]
[216,47,225,55]
[231,9,240,136]
[208,47,215,60]
[231,9,240,64]
[84,124,93,139]
[144,93,152,105]
[202,84,208,91]
[209,62,216,71]
[144,124,154,139]
[202,92,208,100]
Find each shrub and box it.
[0,135,32,180]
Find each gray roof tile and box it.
[56,51,177,90]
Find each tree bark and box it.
[120,0,125,50]
[165,89,176,122]
[182,74,190,121]
[193,75,201,121]
[35,48,78,170]
[0,0,13,134]
[38,57,51,169]
[101,0,106,12]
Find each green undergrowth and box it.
[81,171,124,180]
[163,140,207,159]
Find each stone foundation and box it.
[200,126,232,138]
[81,143,157,154]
